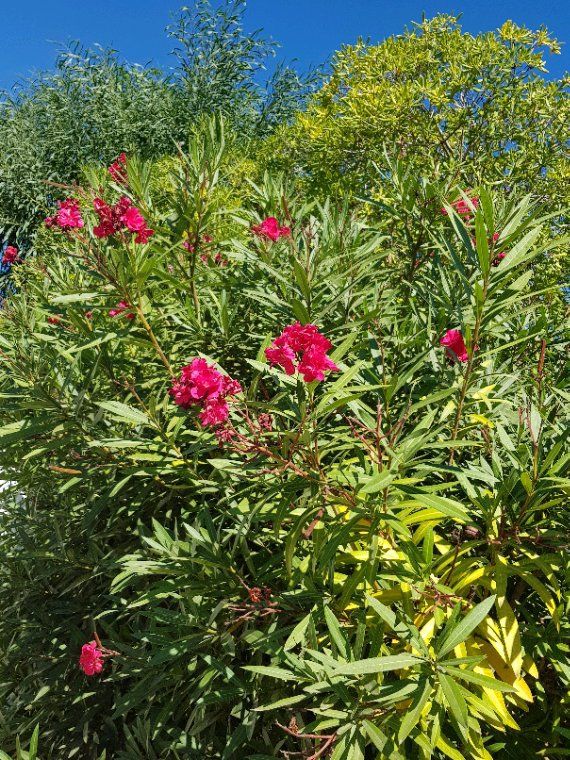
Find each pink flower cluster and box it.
[471,231,506,266]
[79,641,104,676]
[252,217,291,242]
[265,323,339,382]
[108,152,128,185]
[109,301,135,319]
[182,234,212,256]
[182,236,227,266]
[2,246,19,265]
[441,196,480,220]
[45,198,84,230]
[93,196,154,244]
[170,358,242,428]
[439,329,478,364]
[490,233,506,266]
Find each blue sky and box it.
[0,0,568,92]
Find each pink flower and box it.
[258,413,273,431]
[48,315,62,325]
[93,197,121,238]
[121,205,146,232]
[93,197,153,243]
[109,301,135,320]
[215,425,236,443]
[171,358,225,407]
[93,221,115,238]
[57,199,84,228]
[265,323,338,382]
[252,217,291,242]
[298,345,339,382]
[134,226,154,244]
[441,196,479,219]
[2,246,19,265]
[265,344,297,375]
[45,199,84,230]
[490,233,507,266]
[440,329,472,363]
[183,234,212,252]
[222,376,243,396]
[275,323,332,354]
[170,358,241,427]
[108,153,128,185]
[85,310,93,319]
[79,641,104,676]
[182,236,217,261]
[199,397,229,427]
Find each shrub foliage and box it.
[0,119,568,758]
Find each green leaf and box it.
[438,672,468,726]
[97,401,152,427]
[410,493,469,522]
[359,469,394,494]
[51,292,100,304]
[363,720,388,751]
[474,211,490,276]
[336,653,423,675]
[442,665,515,693]
[324,606,351,660]
[253,693,306,711]
[242,665,298,681]
[438,596,496,657]
[28,724,39,760]
[498,225,542,271]
[398,678,432,743]
[366,595,429,656]
[284,612,312,651]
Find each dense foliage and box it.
[273,16,568,204]
[0,117,568,758]
[266,16,569,311]
[0,4,568,758]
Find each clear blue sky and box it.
[1,0,568,92]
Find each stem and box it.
[135,305,173,375]
[188,231,201,316]
[448,280,488,465]
[517,339,547,525]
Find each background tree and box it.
[0,0,316,250]
[265,16,569,311]
[270,16,568,206]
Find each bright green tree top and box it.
[273,16,568,210]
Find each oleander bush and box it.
[0,117,568,759]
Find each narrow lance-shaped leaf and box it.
[336,653,424,676]
[438,596,496,658]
